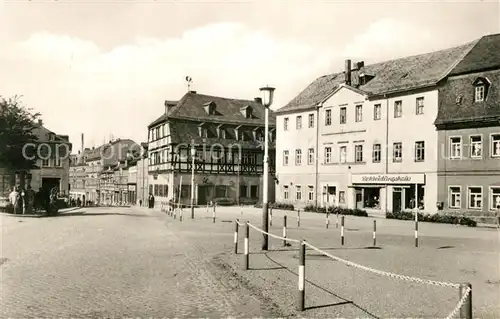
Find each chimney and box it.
[189,90,197,94]
[81,133,84,156]
[345,59,352,86]
[356,61,364,69]
[38,119,43,125]
[254,97,262,104]
[164,100,170,116]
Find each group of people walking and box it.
[7,186,59,215]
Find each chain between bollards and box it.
[341,215,345,245]
[459,282,472,319]
[373,220,377,247]
[283,215,288,247]
[234,219,239,254]
[298,240,306,312]
[244,222,249,270]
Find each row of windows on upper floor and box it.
[282,80,491,131]
[40,158,62,168]
[149,149,260,166]
[283,97,426,131]
[449,185,500,211]
[149,123,274,143]
[281,133,500,166]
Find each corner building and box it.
[276,34,498,216]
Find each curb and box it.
[0,206,83,218]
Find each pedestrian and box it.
[77,197,81,207]
[14,187,23,215]
[24,185,35,214]
[82,194,86,207]
[8,187,19,214]
[139,199,142,207]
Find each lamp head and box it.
[259,86,276,108]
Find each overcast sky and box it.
[1,0,499,151]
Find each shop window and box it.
[363,188,381,209]
[239,185,247,198]
[250,185,258,198]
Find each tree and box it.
[0,96,41,170]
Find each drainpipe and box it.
[384,94,389,214]
[315,104,321,208]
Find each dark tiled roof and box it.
[148,92,276,128]
[435,69,500,125]
[148,100,178,128]
[168,120,276,150]
[86,139,139,161]
[277,38,479,113]
[449,34,500,76]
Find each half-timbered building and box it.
[147,91,276,206]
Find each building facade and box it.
[435,34,500,222]
[68,137,140,205]
[276,34,498,216]
[147,92,276,206]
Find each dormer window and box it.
[198,122,207,138]
[49,133,55,141]
[217,124,226,139]
[234,125,242,141]
[240,105,253,118]
[203,101,217,115]
[473,77,490,102]
[252,127,263,141]
[358,72,374,86]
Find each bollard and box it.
[341,216,345,245]
[269,208,273,226]
[179,207,183,222]
[415,214,419,248]
[240,205,243,216]
[234,219,239,254]
[206,203,209,214]
[459,282,472,319]
[244,222,249,270]
[297,209,301,228]
[336,212,339,228]
[283,215,288,247]
[212,204,216,223]
[298,240,306,311]
[174,208,177,219]
[326,213,330,229]
[373,220,377,247]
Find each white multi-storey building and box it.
[275,37,482,215]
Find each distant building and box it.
[1,119,72,197]
[68,136,140,205]
[127,143,148,206]
[147,91,276,206]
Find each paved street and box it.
[1,205,499,318]
[0,206,281,318]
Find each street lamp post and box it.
[259,85,275,251]
[190,146,196,219]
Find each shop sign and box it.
[351,174,425,184]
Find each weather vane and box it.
[185,76,193,91]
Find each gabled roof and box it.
[449,34,500,76]
[277,36,480,113]
[148,92,276,128]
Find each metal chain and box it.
[248,223,300,243]
[303,242,460,289]
[445,286,471,319]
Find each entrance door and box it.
[197,185,210,205]
[41,178,60,194]
[355,189,363,209]
[392,189,402,213]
